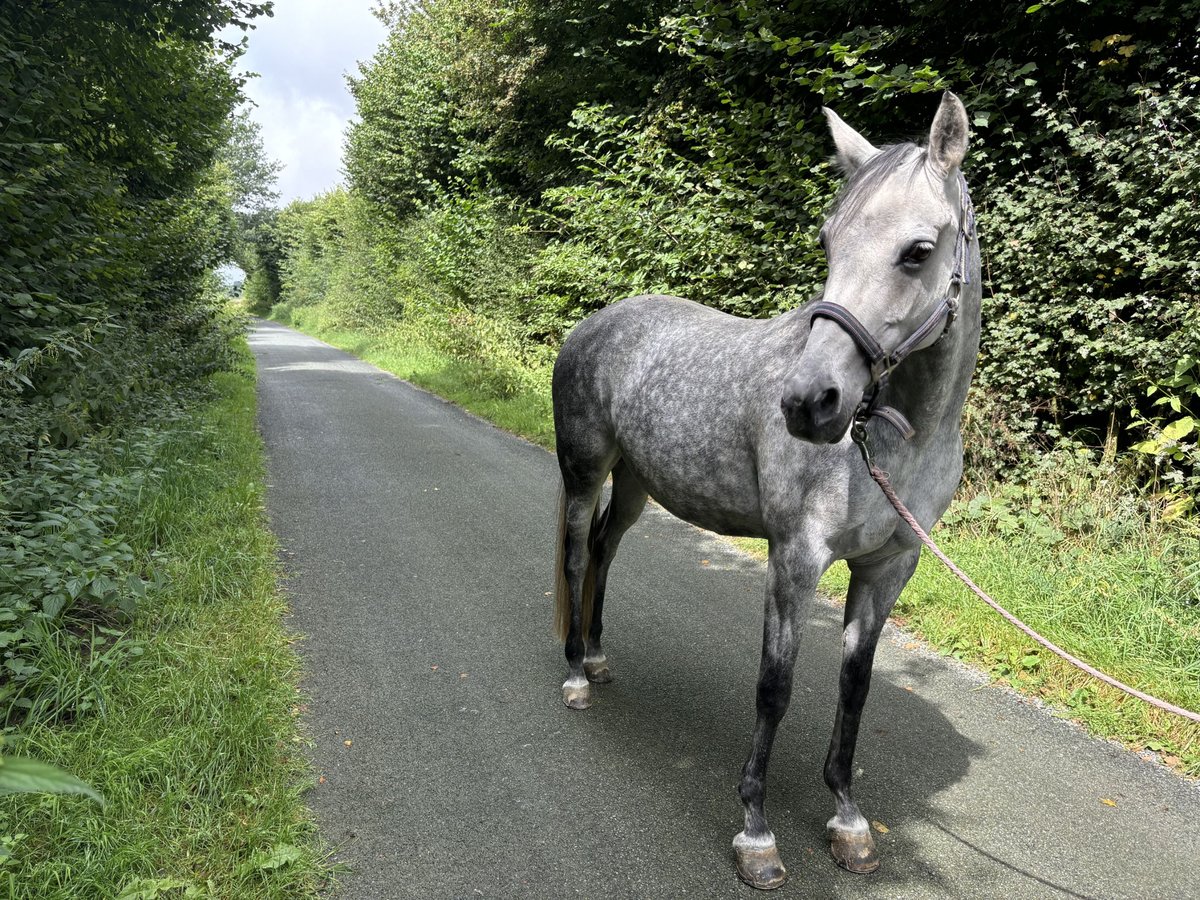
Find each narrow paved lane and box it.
[251,321,1198,900]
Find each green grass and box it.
[277,307,1200,777]
[735,500,1200,776]
[0,340,328,897]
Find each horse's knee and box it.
[755,674,792,722]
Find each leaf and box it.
[1160,417,1195,441]
[42,595,67,619]
[0,755,104,804]
[870,820,890,833]
[248,842,303,872]
[116,877,200,899]
[1100,797,1117,807]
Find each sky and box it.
[227,0,389,205]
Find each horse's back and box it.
[555,293,779,395]
[553,295,795,536]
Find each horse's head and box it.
[781,92,972,444]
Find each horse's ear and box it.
[823,107,879,176]
[928,91,969,176]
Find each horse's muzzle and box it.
[781,375,851,444]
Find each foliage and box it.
[0,0,270,727]
[973,73,1200,473]
[0,348,327,896]
[346,0,671,220]
[218,108,283,216]
[0,749,102,808]
[320,0,1200,502]
[1131,350,1200,512]
[220,107,285,314]
[1,1,257,395]
[537,101,828,321]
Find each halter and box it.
[808,173,975,445]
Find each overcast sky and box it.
[229,1,388,205]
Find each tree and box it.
[217,107,285,312]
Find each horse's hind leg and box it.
[582,459,648,684]
[556,468,607,710]
[823,549,919,875]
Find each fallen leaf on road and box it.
[871,820,890,834]
[903,642,919,650]
[343,739,352,748]
[700,559,710,566]
[431,665,439,671]
[318,776,326,784]
[1101,798,1116,807]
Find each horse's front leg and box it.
[824,549,919,874]
[733,546,819,890]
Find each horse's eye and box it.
[902,241,935,267]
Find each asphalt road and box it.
[250,320,1199,900]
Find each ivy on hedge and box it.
[279,0,1200,496]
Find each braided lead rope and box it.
[866,462,1200,725]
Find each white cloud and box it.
[229,0,388,204]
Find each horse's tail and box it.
[554,484,598,643]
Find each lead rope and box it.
[860,455,1200,724]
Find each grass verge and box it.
[0,338,327,897]
[275,307,1199,777]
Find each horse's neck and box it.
[889,261,983,441]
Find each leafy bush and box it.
[0,309,243,728]
[538,102,829,319]
[974,74,1200,470]
[1131,351,1200,513]
[1,1,269,731]
[287,0,1200,503]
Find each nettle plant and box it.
[1132,352,1200,514]
[0,430,162,724]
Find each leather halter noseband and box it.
[808,173,976,442]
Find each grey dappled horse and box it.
[551,93,980,890]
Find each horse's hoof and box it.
[733,834,788,890]
[583,656,612,683]
[828,826,879,874]
[562,677,591,710]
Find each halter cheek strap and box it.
[808,174,975,442]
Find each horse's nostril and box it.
[816,387,840,415]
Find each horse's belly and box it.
[618,441,766,539]
[655,493,767,539]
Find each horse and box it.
[550,92,980,890]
